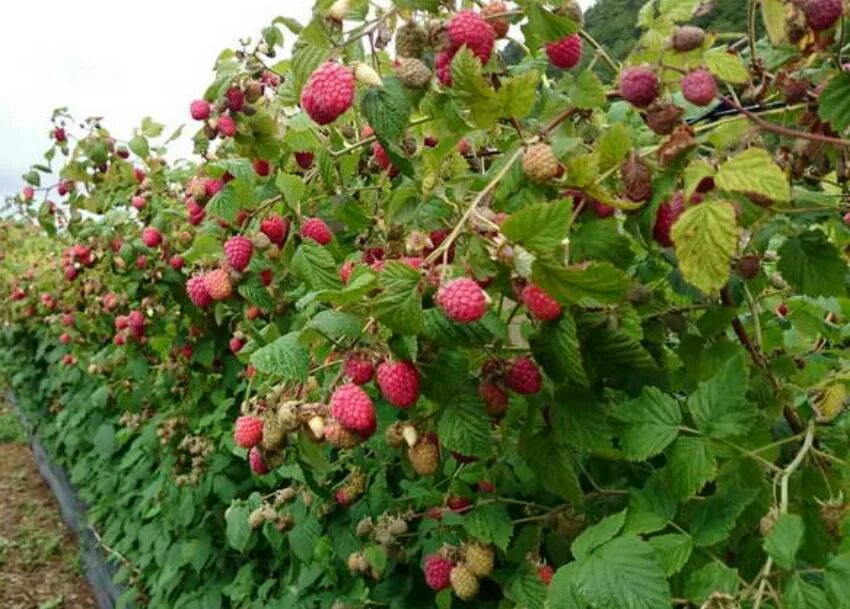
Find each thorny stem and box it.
[338,8,399,49]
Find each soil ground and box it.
[0,396,97,609]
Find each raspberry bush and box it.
[3,1,850,608]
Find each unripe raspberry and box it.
[253,159,270,177]
[217,115,237,137]
[408,439,440,475]
[653,192,685,247]
[344,353,375,385]
[301,62,356,125]
[681,69,717,106]
[646,101,684,136]
[436,277,488,323]
[447,10,495,64]
[776,302,789,317]
[545,34,582,69]
[507,356,541,394]
[537,564,554,585]
[671,25,705,52]
[482,1,509,38]
[463,543,494,577]
[376,361,420,408]
[224,235,254,271]
[260,214,289,246]
[424,554,454,590]
[619,66,660,108]
[294,151,314,169]
[335,471,366,506]
[142,227,162,247]
[396,57,433,89]
[234,415,264,448]
[300,217,333,245]
[249,446,270,474]
[450,565,480,600]
[204,268,232,300]
[521,284,561,321]
[325,419,362,449]
[805,0,844,31]
[522,143,562,183]
[53,127,67,142]
[330,383,377,437]
[190,99,211,120]
[396,21,429,58]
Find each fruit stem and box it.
[579,29,619,74]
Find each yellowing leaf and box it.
[762,0,788,46]
[704,48,749,85]
[715,147,791,202]
[813,383,847,423]
[671,201,739,294]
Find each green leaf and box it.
[523,4,578,50]
[763,513,805,571]
[613,387,682,461]
[506,564,547,609]
[207,186,239,223]
[704,48,749,84]
[275,172,306,205]
[684,562,740,604]
[437,395,491,458]
[292,242,341,291]
[715,147,791,202]
[498,70,541,118]
[373,261,424,335]
[576,537,672,609]
[463,504,513,551]
[225,505,251,552]
[141,116,164,137]
[129,135,149,159]
[549,562,589,609]
[250,332,309,381]
[501,199,572,254]
[690,486,759,547]
[687,352,755,439]
[778,230,846,297]
[532,261,630,306]
[648,534,693,576]
[361,75,411,142]
[529,312,588,387]
[825,553,850,609]
[664,436,716,499]
[597,124,633,170]
[237,276,275,311]
[658,0,702,21]
[450,48,502,128]
[571,218,635,270]
[521,431,583,505]
[624,476,678,535]
[819,72,850,133]
[671,201,739,294]
[571,510,627,560]
[569,71,606,109]
[183,232,222,263]
[784,574,832,609]
[762,0,787,46]
[304,310,364,341]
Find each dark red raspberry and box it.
[482,1,509,38]
[436,278,488,323]
[294,151,314,169]
[217,115,237,137]
[507,356,542,394]
[424,554,454,590]
[230,337,245,354]
[253,159,270,177]
[234,416,264,448]
[224,235,254,271]
[805,0,843,31]
[226,87,245,112]
[545,34,582,69]
[142,227,162,247]
[435,49,455,86]
[538,564,554,585]
[330,383,377,437]
[479,382,508,417]
[653,192,686,247]
[301,62,356,125]
[521,284,562,321]
[619,66,660,108]
[249,446,270,475]
[190,99,211,120]
[681,69,717,106]
[376,361,420,408]
[169,255,184,270]
[260,214,289,246]
[300,217,333,245]
[447,10,495,64]
[344,353,375,385]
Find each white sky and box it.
[0,1,593,199]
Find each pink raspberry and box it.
[234,416,264,448]
[22,185,35,201]
[376,361,420,408]
[372,141,395,173]
[190,99,211,120]
[54,127,66,142]
[436,278,488,323]
[344,353,375,385]
[681,69,717,106]
[230,337,245,354]
[260,215,289,245]
[186,199,205,225]
[300,217,333,245]
[507,356,542,394]
[330,383,377,437]
[340,260,356,284]
[447,10,495,64]
[128,310,146,336]
[64,266,78,281]
[435,50,455,86]
[205,177,224,198]
[132,195,146,210]
[805,0,843,31]
[294,151,314,169]
[136,255,148,269]
[538,564,554,585]
[249,446,270,475]
[169,255,184,270]
[545,34,582,69]
[424,554,454,590]
[204,268,232,300]
[142,227,162,248]
[300,62,356,125]
[619,66,660,108]
[226,87,245,112]
[224,235,254,271]
[62,313,74,326]
[217,115,237,137]
[253,159,270,177]
[60,333,71,344]
[653,192,686,247]
[521,284,561,321]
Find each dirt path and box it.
[0,398,98,609]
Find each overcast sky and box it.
[0,1,593,200]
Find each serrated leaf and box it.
[572,510,627,560]
[598,124,633,170]
[571,219,635,269]
[613,387,682,461]
[624,476,678,535]
[207,186,239,223]
[499,70,540,118]
[659,0,701,22]
[437,395,491,458]
[501,199,572,254]
[704,49,749,84]
[671,201,739,294]
[690,486,759,547]
[715,147,790,202]
[763,513,804,570]
[522,4,578,50]
[784,574,832,609]
[237,276,275,311]
[183,232,222,263]
[687,352,755,438]
[450,48,502,128]
[549,562,588,609]
[570,71,606,109]
[275,172,306,205]
[825,553,850,609]
[373,261,424,335]
[129,135,149,159]
[648,534,693,576]
[361,75,410,142]
[532,261,630,306]
[521,430,583,505]
[463,504,513,550]
[529,312,589,387]
[819,72,850,133]
[566,153,600,188]
[250,332,309,381]
[507,564,547,609]
[225,505,251,552]
[684,562,740,604]
[304,310,364,341]
[778,230,846,297]
[762,0,788,46]
[292,242,341,291]
[665,436,716,499]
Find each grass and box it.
[0,397,25,444]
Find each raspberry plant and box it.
[2,1,850,608]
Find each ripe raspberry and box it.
[447,10,495,64]
[344,353,375,385]
[64,266,78,281]
[522,143,562,183]
[190,99,211,120]
[294,151,314,169]
[482,1,509,38]
[234,415,264,448]
[301,61,356,125]
[479,382,508,417]
[62,313,74,326]
[325,419,362,449]
[217,115,237,137]
[372,141,396,173]
[226,86,245,112]
[672,25,706,52]
[132,195,146,209]
[507,356,542,394]
[619,66,660,108]
[204,268,232,300]
[463,543,495,577]
[330,383,377,436]
[169,255,184,270]
[249,446,270,475]
[53,127,67,142]
[436,278,488,323]
[259,269,273,286]
[395,21,429,58]
[253,159,270,177]
[545,34,582,69]
[681,69,717,106]
[224,235,254,271]
[376,361,420,408]
[450,565,480,600]
[300,217,333,245]
[424,554,454,590]
[230,337,245,353]
[521,284,561,321]
[776,302,789,317]
[477,479,495,493]
[136,255,148,269]
[805,0,844,31]
[396,57,433,89]
[60,332,71,344]
[408,439,440,475]
[205,177,224,198]
[260,215,289,246]
[142,227,162,247]
[538,564,554,585]
[21,186,34,201]
[435,50,455,86]
[653,192,686,247]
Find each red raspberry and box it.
[479,382,508,417]
[435,50,455,86]
[588,198,615,218]
[142,227,162,247]
[482,1,509,38]
[301,62,356,125]
[190,99,211,120]
[436,278,488,323]
[217,115,237,137]
[294,151,314,169]
[507,356,542,394]
[224,235,254,271]
[234,415,264,448]
[330,383,377,437]
[128,310,146,336]
[538,564,554,585]
[619,66,660,108]
[22,186,34,201]
[249,446,270,475]
[521,284,561,321]
[545,34,582,69]
[253,159,270,177]
[204,268,232,300]
[340,260,356,284]
[447,10,495,64]
[60,332,71,344]
[205,177,224,198]
[136,255,147,269]
[477,480,496,493]
[246,305,262,320]
[653,192,685,247]
[300,217,333,245]
[187,276,213,308]
[344,353,375,385]
[226,87,245,112]
[424,554,454,590]
[230,337,245,354]
[62,313,74,326]
[54,127,67,142]
[169,255,184,270]
[447,495,472,511]
[64,266,78,281]
[260,215,289,245]
[681,69,717,106]
[376,361,420,408]
[372,141,396,173]
[186,199,205,225]
[260,269,273,286]
[132,195,146,209]
[805,0,843,31]
[776,302,789,317]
